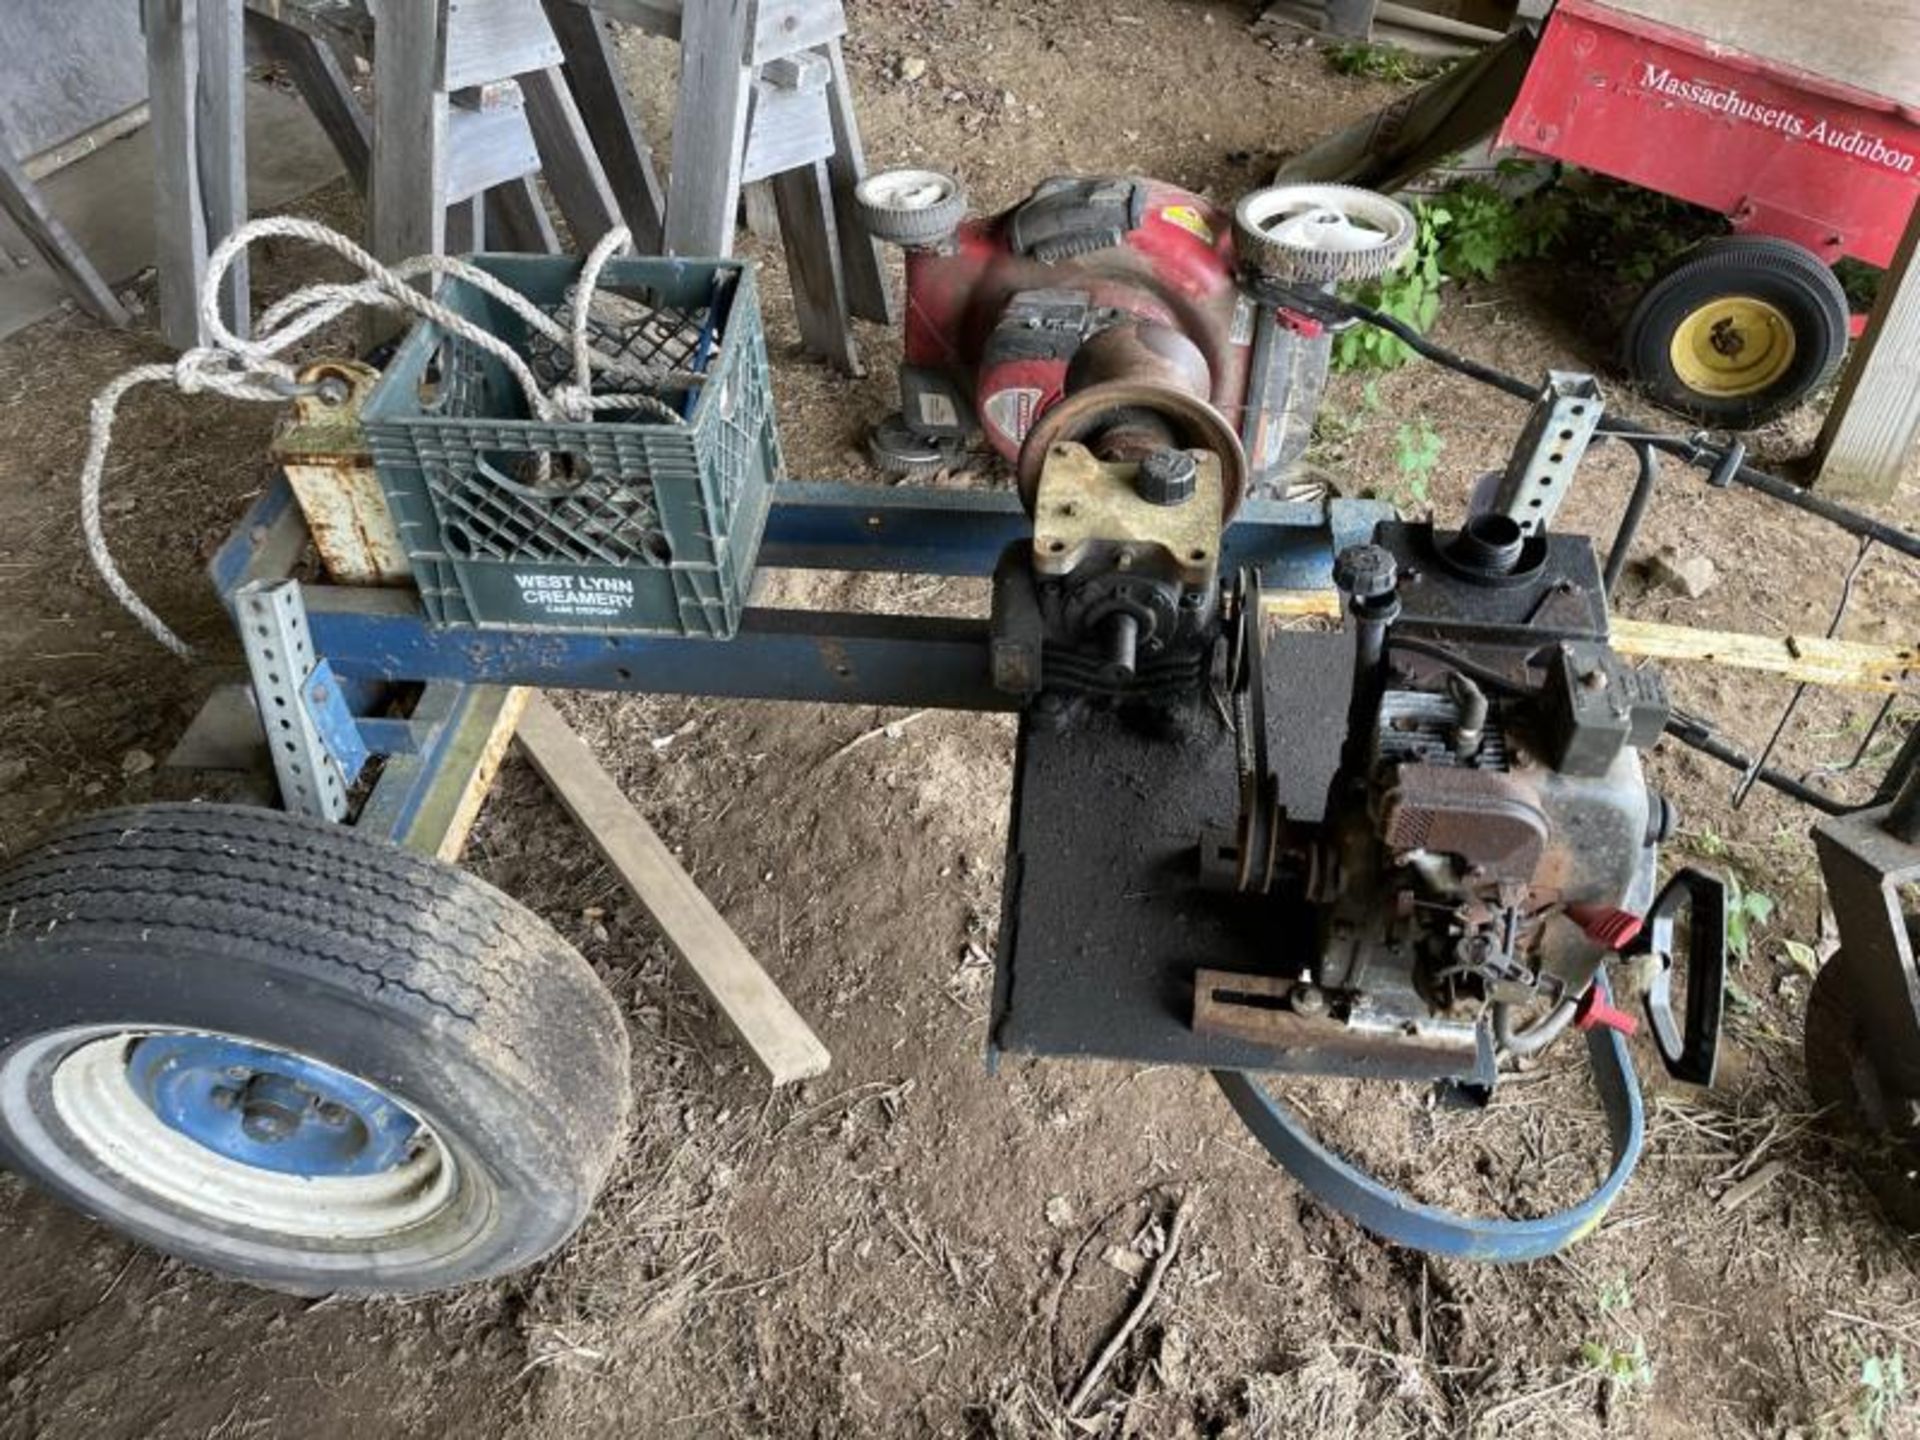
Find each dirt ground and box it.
[4,2,1920,1436]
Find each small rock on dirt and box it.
[1101,1244,1146,1278]
[1044,1195,1074,1229]
[896,55,927,82]
[120,748,156,777]
[1646,547,1717,599]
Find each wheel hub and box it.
[127,1035,419,1178]
[1669,295,1796,397]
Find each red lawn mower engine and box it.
[854,172,1416,502]
[854,169,1415,704]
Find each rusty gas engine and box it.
[853,168,1720,1098]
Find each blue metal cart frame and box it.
[205,474,1649,1261]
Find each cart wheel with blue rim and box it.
[0,803,629,1295]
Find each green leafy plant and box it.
[1857,1350,1908,1435]
[1580,1336,1653,1393]
[1436,180,1571,281]
[1328,173,1718,375]
[1388,416,1444,510]
[1724,874,1776,966]
[1322,41,1451,83]
[1780,938,1820,978]
[1596,1276,1634,1316]
[1333,200,1448,372]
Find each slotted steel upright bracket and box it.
[234,579,352,821]
[1490,371,1605,537]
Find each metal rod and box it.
[1730,537,1874,809]
[1305,291,1920,565]
[1603,442,1660,596]
[1664,711,1850,815]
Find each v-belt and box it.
[1214,975,1646,1262]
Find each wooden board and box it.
[1813,200,1920,500]
[0,0,149,161]
[1260,591,1919,692]
[662,0,753,256]
[1598,0,1920,110]
[517,693,832,1086]
[1608,617,1918,693]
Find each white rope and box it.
[79,216,692,658]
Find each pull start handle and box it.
[1633,868,1728,1086]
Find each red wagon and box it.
[1495,0,1920,424]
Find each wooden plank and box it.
[541,0,666,250]
[663,0,752,256]
[196,0,250,338]
[366,684,532,862]
[771,156,859,372]
[486,177,561,252]
[822,38,891,325]
[1608,617,1918,693]
[1257,590,1918,691]
[563,0,682,38]
[1258,588,1344,621]
[0,119,130,325]
[355,686,506,852]
[741,178,780,240]
[246,11,371,187]
[370,0,448,268]
[1812,203,1920,501]
[0,0,149,161]
[517,692,831,1086]
[242,0,373,58]
[444,192,485,252]
[740,76,835,186]
[444,100,542,202]
[441,0,560,91]
[750,0,845,65]
[143,0,209,346]
[519,66,621,247]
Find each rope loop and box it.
[81,216,690,658]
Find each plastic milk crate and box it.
[361,254,782,637]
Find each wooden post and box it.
[486,178,562,253]
[196,0,248,338]
[520,66,622,248]
[542,0,667,250]
[370,0,449,265]
[772,157,859,372]
[1812,202,1920,501]
[143,0,209,346]
[443,193,485,253]
[663,0,753,256]
[0,119,129,325]
[822,38,891,325]
[245,12,371,188]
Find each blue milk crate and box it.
[361,253,781,637]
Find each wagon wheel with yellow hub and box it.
[1622,236,1850,428]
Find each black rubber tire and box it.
[1622,236,1849,428]
[854,169,968,247]
[0,804,630,1295]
